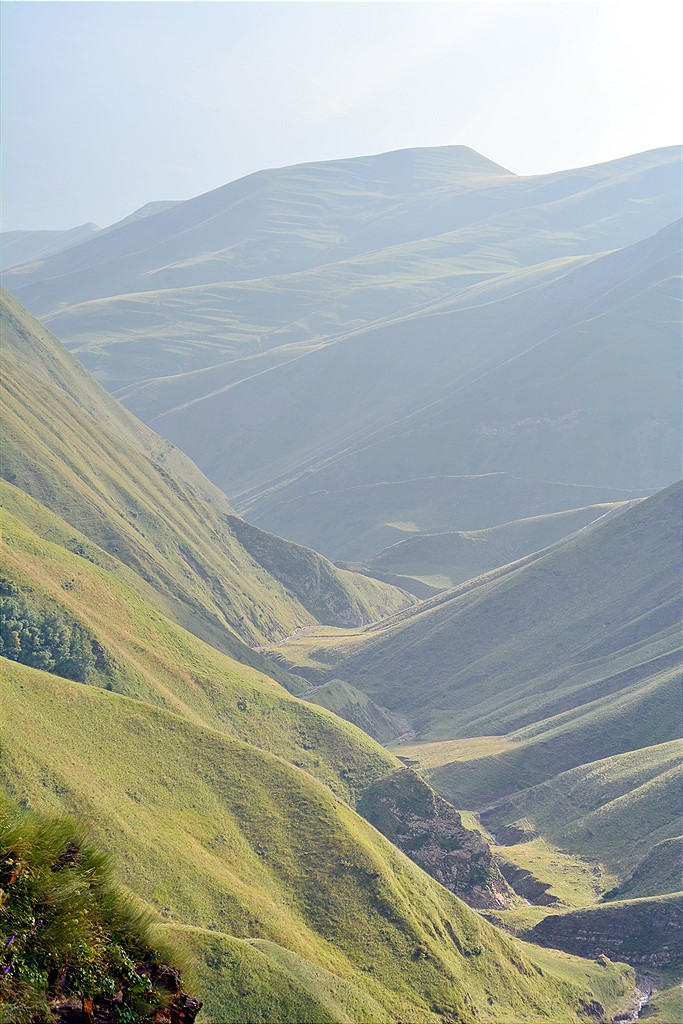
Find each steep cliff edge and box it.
[358,769,515,909]
[528,894,682,968]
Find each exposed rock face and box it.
[51,965,203,1024]
[357,768,515,909]
[529,895,682,967]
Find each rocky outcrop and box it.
[52,965,202,1024]
[528,894,682,967]
[358,768,515,909]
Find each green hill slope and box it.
[0,798,201,1024]
[481,742,683,881]
[0,659,637,1024]
[0,497,396,801]
[270,483,681,934]
[276,481,681,741]
[611,838,682,901]
[0,290,410,673]
[2,302,636,1019]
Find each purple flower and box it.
[5,934,16,948]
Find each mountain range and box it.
[5,145,680,572]
[1,141,681,1023]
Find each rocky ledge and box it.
[358,768,515,909]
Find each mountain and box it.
[267,481,681,998]
[271,484,681,908]
[2,142,680,1019]
[0,290,410,678]
[246,476,642,563]
[4,147,680,570]
[274,482,681,741]
[353,502,637,593]
[0,222,101,271]
[0,297,639,1022]
[0,204,179,273]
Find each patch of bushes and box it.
[0,581,96,683]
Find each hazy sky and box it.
[2,1,681,231]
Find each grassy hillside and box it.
[269,482,681,957]
[0,290,410,671]
[0,798,200,1024]
[356,502,636,591]
[0,498,397,803]
[611,838,682,901]
[302,679,405,745]
[0,289,647,1020]
[274,482,681,741]
[0,662,636,1023]
[481,742,683,880]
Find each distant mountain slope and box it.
[356,502,636,591]
[5,148,680,570]
[0,222,100,271]
[274,482,681,741]
[207,218,679,525]
[5,146,513,311]
[0,291,410,670]
[0,203,179,272]
[246,474,641,563]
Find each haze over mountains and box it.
[5,144,680,570]
[1,142,682,1022]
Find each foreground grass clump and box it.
[0,799,198,1024]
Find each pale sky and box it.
[1,1,681,231]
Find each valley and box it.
[1,140,681,1023]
